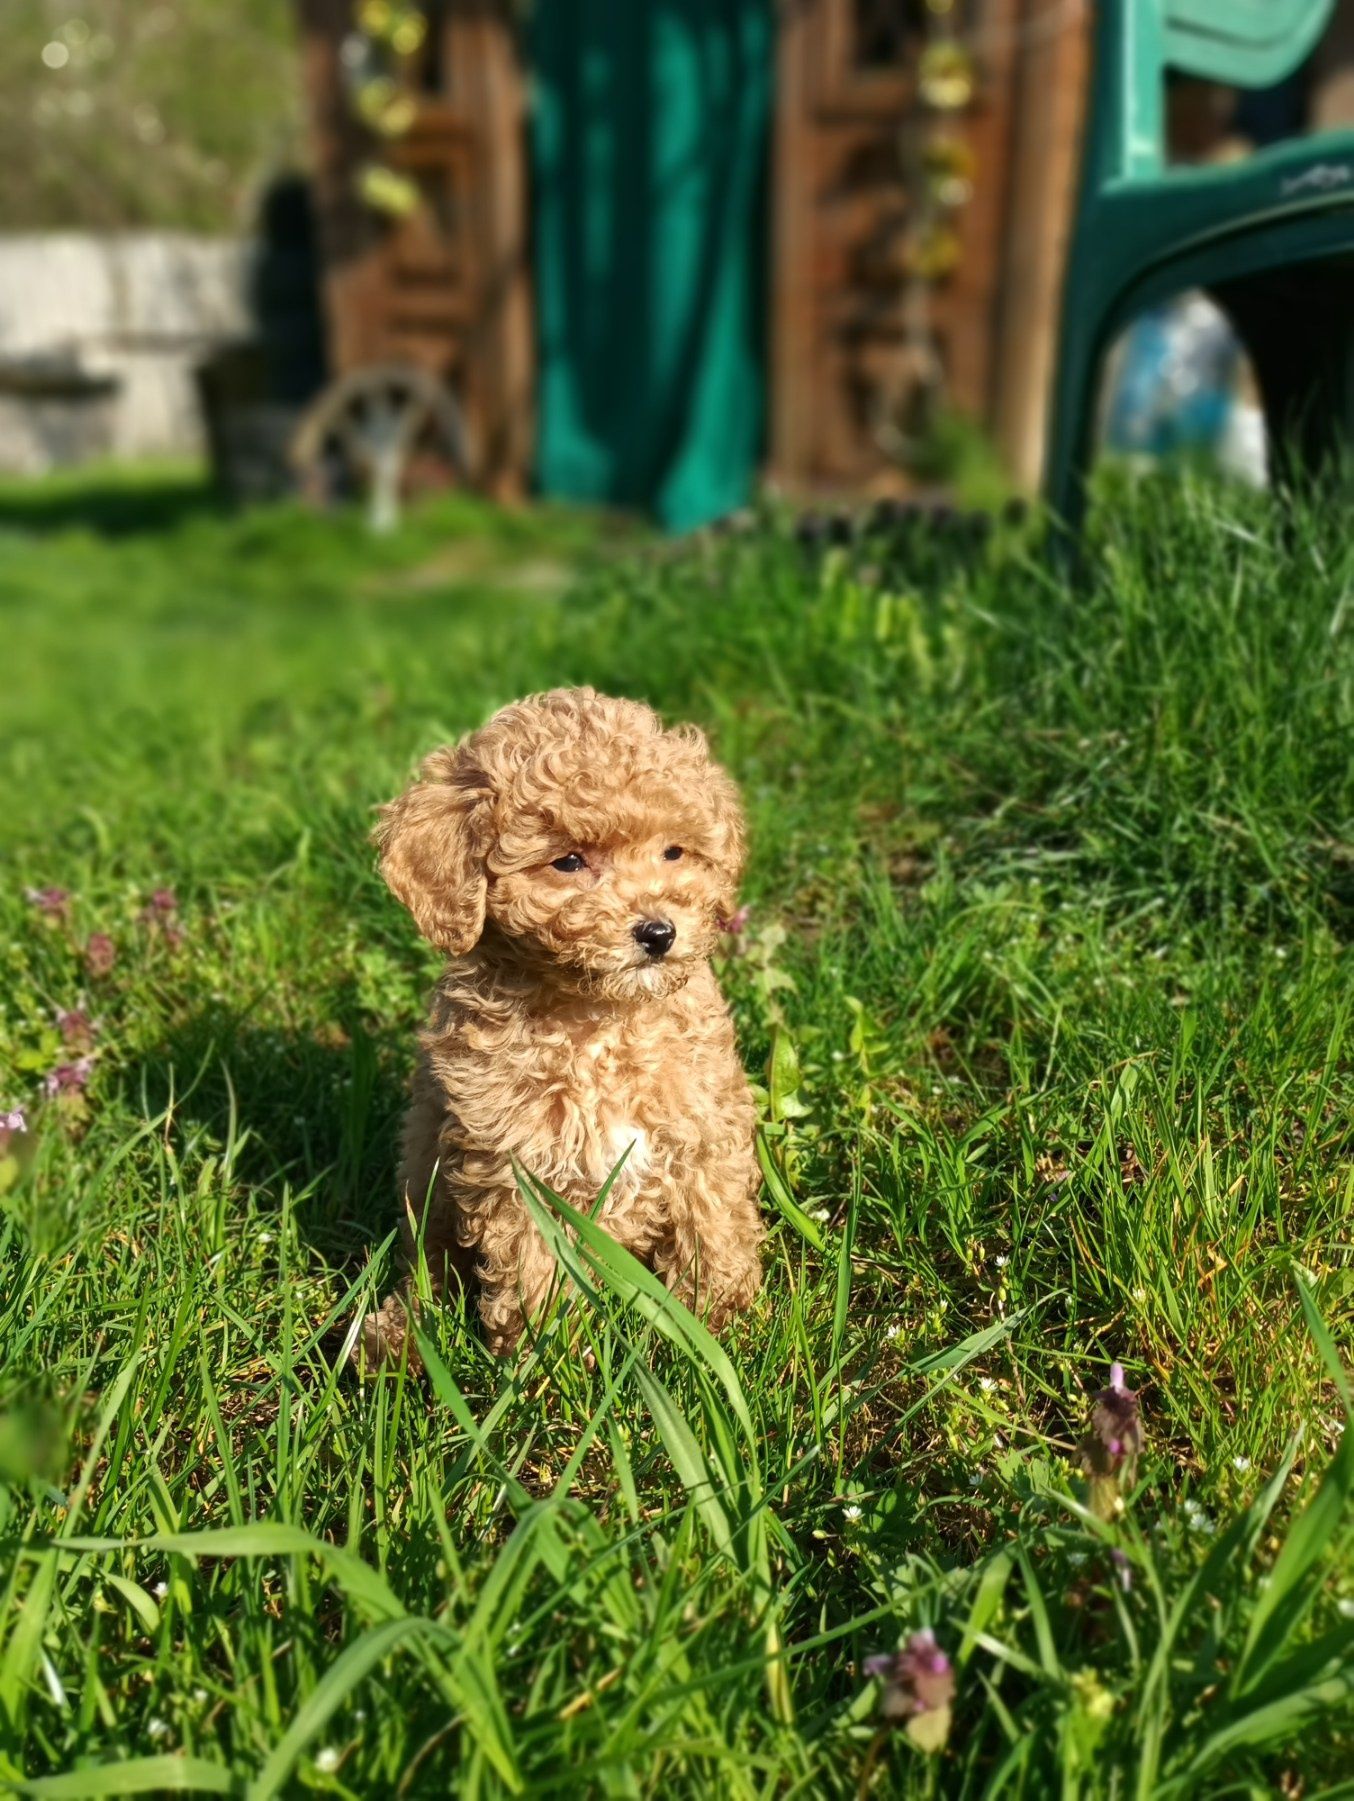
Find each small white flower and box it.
[146,1717,170,1741]
[885,1323,900,1340]
[810,1206,830,1223]
[258,1231,274,1246]
[1232,1455,1251,1473]
[994,1255,1008,1269]
[1337,1598,1354,1620]
[354,1708,366,1723]
[967,1472,982,1488]
[979,1377,996,1393]
[152,1579,168,1598]
[193,1688,208,1704]
[315,1746,341,1774]
[843,1503,862,1523]
[1133,1286,1147,1302]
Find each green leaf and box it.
[53,1526,404,1626]
[1170,1668,1354,1789]
[755,1132,825,1252]
[1296,1271,1352,1413]
[103,1575,161,1635]
[0,1553,57,1727]
[830,1167,857,1369]
[767,1027,803,1123]
[518,1171,760,1449]
[632,1363,733,1559]
[1233,1421,1354,1695]
[958,1548,1014,1668]
[250,1617,449,1801]
[11,1758,235,1796]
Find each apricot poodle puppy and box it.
[360,687,763,1363]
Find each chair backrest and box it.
[1084,0,1336,190]
[1163,0,1334,89]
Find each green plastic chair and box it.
[1046,0,1354,530]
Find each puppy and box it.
[360,687,763,1362]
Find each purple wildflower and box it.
[25,886,70,920]
[84,933,117,978]
[718,904,752,938]
[1088,1363,1144,1470]
[1083,1359,1145,1518]
[138,887,183,944]
[864,1628,956,1737]
[43,1056,95,1099]
[1,1107,27,1144]
[55,1007,96,1051]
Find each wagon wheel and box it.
[292,362,469,531]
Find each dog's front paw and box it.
[352,1294,424,1376]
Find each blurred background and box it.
[4,0,1354,530]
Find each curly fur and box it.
[359,687,763,1363]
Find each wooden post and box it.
[446,2,533,499]
[990,0,1092,491]
[768,0,816,488]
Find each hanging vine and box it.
[338,0,429,218]
[874,0,980,475]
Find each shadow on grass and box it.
[124,997,411,1272]
[0,468,225,539]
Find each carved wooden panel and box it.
[770,0,1028,493]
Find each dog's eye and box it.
[551,852,587,873]
[663,846,684,861]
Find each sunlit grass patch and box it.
[0,470,1350,1793]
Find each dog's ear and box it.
[375,747,491,954]
[705,760,747,921]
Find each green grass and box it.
[0,467,1351,1797]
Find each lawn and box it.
[0,467,1351,1796]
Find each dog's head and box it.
[376,688,745,999]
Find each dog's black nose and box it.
[633,918,676,958]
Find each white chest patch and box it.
[606,1124,650,1184]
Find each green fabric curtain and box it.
[531,0,772,533]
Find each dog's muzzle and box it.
[632,917,676,958]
